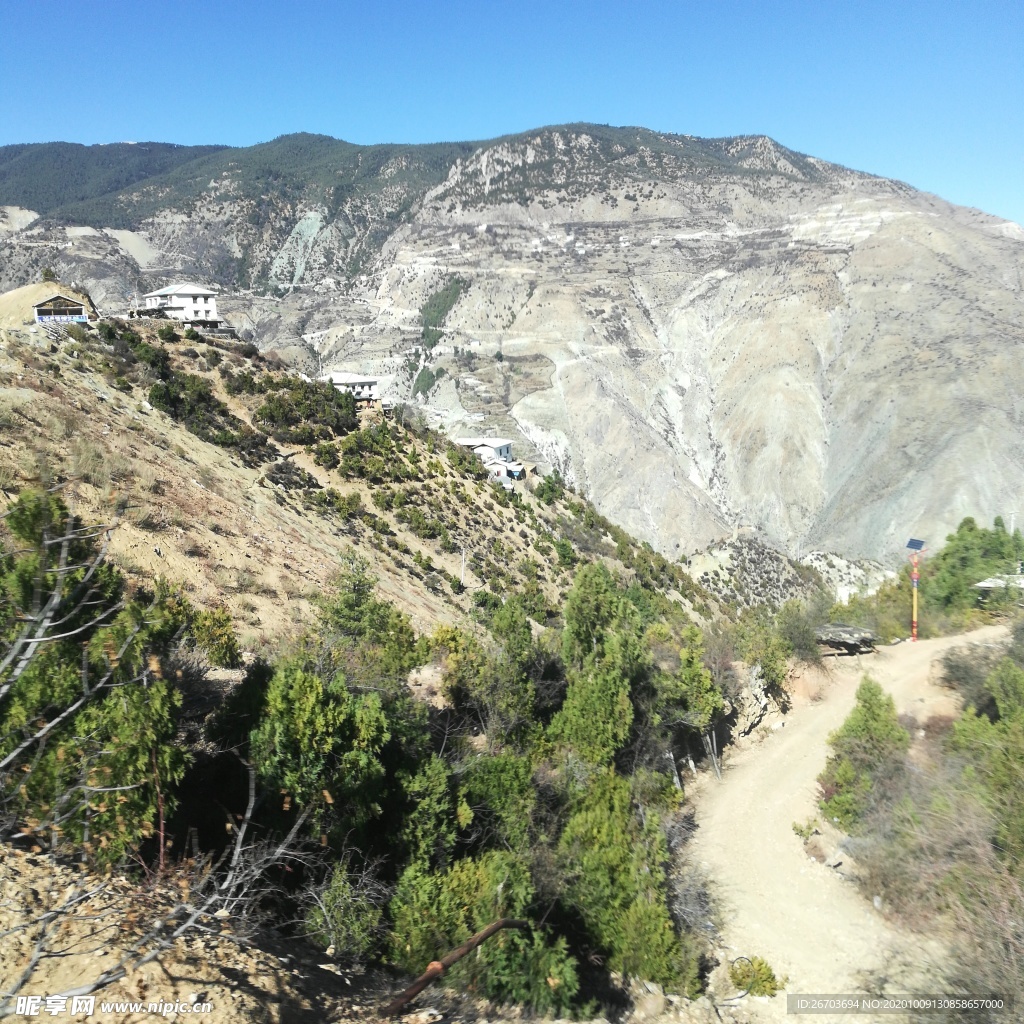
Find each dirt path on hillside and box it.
[691,625,1008,1023]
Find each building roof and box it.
[32,293,86,309]
[973,575,1024,590]
[456,437,514,450]
[323,371,379,385]
[143,283,218,298]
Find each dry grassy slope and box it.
[0,310,701,658]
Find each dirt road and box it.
[691,625,1007,1023]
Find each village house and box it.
[322,371,381,405]
[33,293,93,324]
[142,284,223,326]
[455,437,526,481]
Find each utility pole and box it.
[906,538,926,642]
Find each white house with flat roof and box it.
[455,436,525,480]
[322,371,382,403]
[143,284,222,325]
[456,437,514,461]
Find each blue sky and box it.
[2,0,1021,224]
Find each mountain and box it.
[1,124,1022,561]
[0,141,229,216]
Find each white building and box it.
[455,437,525,480]
[143,284,222,325]
[322,371,381,403]
[456,437,513,461]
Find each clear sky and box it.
[2,0,1021,224]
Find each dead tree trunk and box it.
[380,918,529,1017]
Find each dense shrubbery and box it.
[814,624,1024,1012]
[213,556,723,1007]
[420,279,465,349]
[254,378,357,444]
[149,372,275,466]
[445,442,489,479]
[535,470,565,505]
[0,490,242,866]
[412,366,445,397]
[337,425,415,482]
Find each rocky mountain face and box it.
[2,126,1022,561]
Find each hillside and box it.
[6,298,1021,1022]
[0,303,781,1022]
[0,142,229,218]
[1,124,1021,561]
[0,312,712,656]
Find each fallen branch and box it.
[380,918,529,1017]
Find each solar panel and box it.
[906,538,925,551]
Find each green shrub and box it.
[412,367,437,397]
[557,771,692,988]
[818,677,909,829]
[535,471,565,505]
[191,606,241,667]
[735,611,791,697]
[728,955,784,996]
[777,595,828,664]
[223,369,266,396]
[951,657,1024,870]
[554,537,577,568]
[134,340,172,378]
[249,660,390,827]
[254,378,357,444]
[148,372,274,466]
[419,279,465,349]
[157,324,178,342]
[312,441,339,470]
[316,555,426,678]
[304,857,388,965]
[459,752,535,851]
[0,490,190,867]
[549,565,650,765]
[389,851,578,1014]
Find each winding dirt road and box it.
[691,625,1007,1023]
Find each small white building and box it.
[455,437,525,480]
[143,284,222,325]
[456,437,514,462]
[322,371,380,403]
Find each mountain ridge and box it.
[1,124,1021,562]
